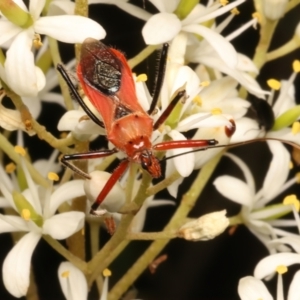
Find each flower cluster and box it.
[0,0,299,299]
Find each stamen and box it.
[289,161,293,169]
[103,268,112,277]
[193,95,202,106]
[252,12,261,25]
[200,81,210,87]
[292,121,300,135]
[267,79,281,90]
[231,8,240,15]
[33,34,43,49]
[136,74,148,82]
[61,271,70,278]
[21,209,31,221]
[211,108,222,115]
[5,162,16,174]
[48,172,60,181]
[292,60,300,73]
[14,145,26,156]
[295,172,300,184]
[220,0,229,6]
[276,265,288,274]
[283,194,300,212]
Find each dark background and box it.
[1,1,300,299]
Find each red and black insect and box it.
[57,38,223,214]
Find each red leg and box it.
[153,139,218,151]
[61,148,118,179]
[90,159,129,214]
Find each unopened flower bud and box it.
[84,171,125,213]
[178,210,229,241]
[262,0,288,21]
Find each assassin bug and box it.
[57,38,227,214]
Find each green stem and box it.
[146,171,181,196]
[128,45,158,69]
[43,235,87,272]
[126,230,177,240]
[108,152,223,300]
[86,172,153,286]
[252,19,278,72]
[266,36,300,62]
[0,133,49,188]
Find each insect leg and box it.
[153,89,186,130]
[90,159,129,214]
[153,139,218,151]
[148,43,169,115]
[57,64,105,128]
[61,149,118,179]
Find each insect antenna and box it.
[161,138,300,162]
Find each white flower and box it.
[0,153,85,298]
[0,0,105,97]
[58,262,88,300]
[213,141,300,253]
[0,91,35,135]
[238,271,300,300]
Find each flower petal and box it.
[254,253,300,279]
[238,276,273,300]
[43,212,85,239]
[29,0,45,19]
[0,215,28,233]
[167,130,195,177]
[142,13,181,45]
[261,141,290,201]
[5,30,45,97]
[84,171,125,213]
[34,16,106,43]
[213,175,254,206]
[3,232,41,298]
[58,262,88,300]
[49,180,85,216]
[288,270,300,300]
[183,24,238,69]
[0,20,22,45]
[149,0,180,12]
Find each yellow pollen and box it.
[267,79,281,90]
[220,0,228,6]
[283,194,300,212]
[61,271,70,278]
[81,228,85,235]
[200,81,210,87]
[252,12,261,23]
[293,60,300,73]
[21,209,31,221]
[48,172,59,181]
[289,161,294,169]
[14,146,26,157]
[33,34,43,49]
[292,122,300,135]
[211,108,222,115]
[295,172,300,184]
[103,268,112,277]
[136,74,147,82]
[276,265,288,274]
[193,95,202,106]
[158,124,165,133]
[231,8,240,15]
[5,162,16,174]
